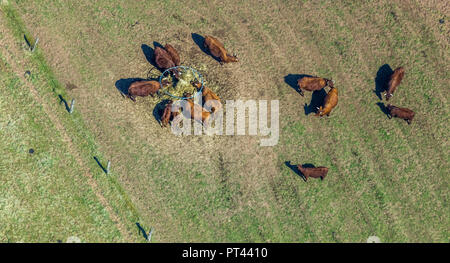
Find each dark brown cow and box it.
[154,46,180,78]
[164,44,180,66]
[183,92,211,125]
[387,104,415,124]
[127,80,161,101]
[316,87,338,117]
[192,80,222,113]
[203,35,238,64]
[297,76,334,97]
[297,165,329,181]
[385,67,405,101]
[154,46,175,69]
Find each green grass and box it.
[1,0,449,242]
[1,4,145,242]
[0,56,123,242]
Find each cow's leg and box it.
[299,89,304,97]
[130,95,136,102]
[407,119,411,125]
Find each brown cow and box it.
[154,46,180,78]
[387,104,415,124]
[203,35,238,64]
[297,165,329,181]
[297,76,334,97]
[183,92,211,125]
[161,100,181,127]
[192,80,222,113]
[160,100,173,127]
[164,44,180,66]
[127,80,161,101]
[385,67,404,101]
[316,87,338,117]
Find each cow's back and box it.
[155,46,175,69]
[129,80,160,96]
[298,77,327,91]
[204,35,226,59]
[297,166,329,178]
[320,88,338,116]
[388,67,405,92]
[392,106,414,119]
[164,44,180,66]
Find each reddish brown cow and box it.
[154,46,175,69]
[127,80,161,101]
[387,104,415,124]
[297,76,334,97]
[161,100,181,127]
[316,87,338,117]
[183,92,211,125]
[164,44,180,66]
[297,165,329,181]
[385,67,405,101]
[192,80,222,113]
[203,35,238,64]
[161,100,173,127]
[154,46,180,78]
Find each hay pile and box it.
[160,67,202,99]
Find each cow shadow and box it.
[93,156,107,174]
[191,33,208,54]
[191,33,221,64]
[374,64,393,100]
[115,78,146,97]
[135,222,148,241]
[285,161,316,182]
[58,94,71,113]
[376,102,390,118]
[141,44,155,66]
[142,43,164,71]
[304,89,327,115]
[284,74,314,96]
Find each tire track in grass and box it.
[0,12,134,242]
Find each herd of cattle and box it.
[123,34,415,182]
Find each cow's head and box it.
[191,79,202,89]
[316,106,323,115]
[385,92,393,101]
[326,79,334,88]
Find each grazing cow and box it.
[385,67,405,101]
[164,44,180,66]
[127,80,162,101]
[386,104,415,124]
[183,92,211,125]
[297,165,329,181]
[192,80,222,113]
[203,35,238,64]
[297,76,334,97]
[316,87,338,117]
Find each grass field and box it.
[1,0,448,242]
